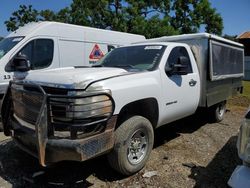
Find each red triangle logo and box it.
[89,44,104,59]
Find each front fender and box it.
[86,71,162,116]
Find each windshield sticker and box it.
[144,46,162,50]
[12,37,23,42]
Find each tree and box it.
[171,0,223,35]
[124,0,179,37]
[39,9,57,21]
[69,0,223,36]
[5,5,71,32]
[5,5,39,32]
[5,0,224,37]
[171,0,199,34]
[40,8,72,23]
[193,0,223,35]
[56,7,72,23]
[70,0,128,30]
[0,37,3,41]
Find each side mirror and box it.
[12,54,30,72]
[175,56,189,75]
[165,65,173,75]
[165,56,189,76]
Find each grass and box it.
[243,81,250,98]
[228,81,250,108]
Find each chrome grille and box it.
[11,84,44,125]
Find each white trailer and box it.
[0,21,145,99]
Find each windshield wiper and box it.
[113,65,135,69]
[92,64,136,70]
[92,65,103,67]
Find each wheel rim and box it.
[217,103,225,118]
[127,128,148,165]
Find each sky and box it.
[0,0,249,37]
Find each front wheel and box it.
[107,116,154,175]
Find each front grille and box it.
[42,86,68,95]
[48,95,114,139]
[11,84,44,125]
[10,82,114,140]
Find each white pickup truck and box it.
[1,33,244,175]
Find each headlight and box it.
[238,109,250,163]
[66,95,113,119]
[49,92,114,124]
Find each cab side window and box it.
[18,39,54,70]
[166,46,193,74]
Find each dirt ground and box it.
[0,100,248,188]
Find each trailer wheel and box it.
[209,101,226,123]
[108,116,154,175]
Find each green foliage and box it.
[5,5,39,32]
[39,9,57,21]
[124,0,179,37]
[4,0,224,37]
[170,0,223,35]
[193,0,223,35]
[171,0,199,34]
[243,81,250,98]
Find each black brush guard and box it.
[1,81,117,166]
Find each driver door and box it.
[160,46,200,124]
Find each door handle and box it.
[189,79,197,87]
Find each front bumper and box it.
[228,165,250,188]
[11,115,117,165]
[2,82,117,166]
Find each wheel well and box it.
[116,98,159,128]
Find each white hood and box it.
[21,67,131,89]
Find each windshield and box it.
[0,37,24,59]
[96,45,166,71]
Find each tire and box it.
[209,101,226,123]
[107,116,154,175]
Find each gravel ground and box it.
[0,102,247,188]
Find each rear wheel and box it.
[208,101,226,123]
[108,116,154,175]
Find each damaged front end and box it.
[1,81,116,166]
